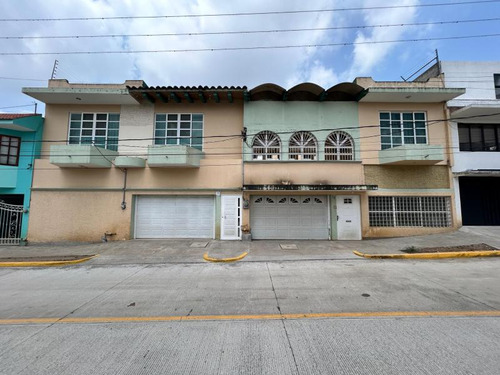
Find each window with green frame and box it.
[68,113,120,151]
[379,112,427,150]
[154,113,203,150]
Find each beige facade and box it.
[23,78,465,242]
[26,82,245,242]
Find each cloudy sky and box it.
[1,0,499,114]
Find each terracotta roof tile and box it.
[0,113,40,120]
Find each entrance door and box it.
[336,195,361,240]
[221,195,241,240]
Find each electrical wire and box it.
[2,17,499,40]
[2,33,500,56]
[1,1,498,22]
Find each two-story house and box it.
[23,80,246,242]
[241,80,464,240]
[415,61,500,226]
[0,113,44,245]
[23,76,464,243]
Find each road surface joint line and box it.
[353,250,500,259]
[0,264,149,358]
[203,251,248,263]
[0,255,98,267]
[2,310,500,325]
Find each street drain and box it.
[280,244,298,250]
[362,293,370,297]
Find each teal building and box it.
[0,114,44,244]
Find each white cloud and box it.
[347,0,420,78]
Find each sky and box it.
[1,0,500,115]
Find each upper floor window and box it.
[0,135,20,166]
[379,112,427,150]
[494,74,500,99]
[458,123,500,151]
[155,113,203,150]
[252,131,281,160]
[325,131,354,161]
[69,113,120,151]
[289,131,317,160]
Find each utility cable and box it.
[2,17,499,40]
[2,33,500,56]
[1,1,498,22]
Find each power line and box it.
[1,1,498,22]
[2,33,500,56]
[2,17,499,40]
[0,76,46,82]
[13,112,500,150]
[0,103,36,110]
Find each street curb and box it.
[353,250,500,259]
[203,252,248,263]
[0,255,98,267]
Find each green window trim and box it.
[380,111,427,150]
[154,113,203,150]
[68,113,120,151]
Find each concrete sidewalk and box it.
[0,226,499,265]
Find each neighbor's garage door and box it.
[135,196,214,238]
[459,177,500,225]
[250,195,329,240]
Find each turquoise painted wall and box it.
[243,101,360,161]
[0,116,44,241]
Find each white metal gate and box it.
[250,195,329,240]
[0,202,23,245]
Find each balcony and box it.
[147,145,204,168]
[379,144,444,165]
[50,145,118,168]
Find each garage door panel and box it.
[251,195,329,240]
[135,196,214,239]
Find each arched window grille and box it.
[289,131,318,160]
[252,131,281,160]
[325,131,354,161]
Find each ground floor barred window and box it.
[369,196,451,227]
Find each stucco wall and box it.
[358,102,449,165]
[28,191,131,242]
[364,165,450,189]
[244,162,364,185]
[243,101,360,161]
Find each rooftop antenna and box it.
[50,59,59,79]
[400,49,440,82]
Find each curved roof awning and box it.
[247,82,366,102]
[326,82,365,101]
[249,83,286,101]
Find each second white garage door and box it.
[135,196,214,239]
[250,195,329,240]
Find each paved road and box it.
[1,258,499,374]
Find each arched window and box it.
[289,131,317,160]
[325,131,354,161]
[252,131,281,160]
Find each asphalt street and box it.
[1,258,499,374]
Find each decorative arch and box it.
[325,131,354,161]
[252,131,281,160]
[289,131,318,160]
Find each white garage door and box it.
[135,196,214,239]
[250,195,329,240]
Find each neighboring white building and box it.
[417,61,500,225]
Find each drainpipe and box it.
[241,127,247,188]
[121,168,128,210]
